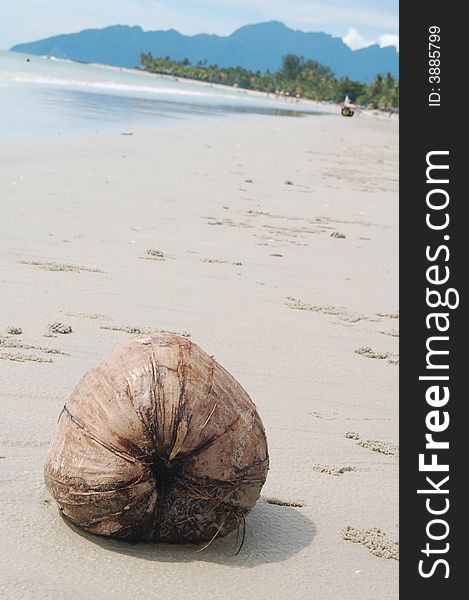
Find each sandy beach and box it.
[0,112,398,599]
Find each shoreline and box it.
[87,60,400,120]
[4,50,399,121]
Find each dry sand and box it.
[0,112,398,600]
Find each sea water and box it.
[0,50,327,139]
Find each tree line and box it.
[140,52,399,108]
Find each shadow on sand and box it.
[61,497,316,567]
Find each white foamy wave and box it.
[39,55,78,64]
[0,71,251,102]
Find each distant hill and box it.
[10,22,398,83]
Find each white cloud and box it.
[379,33,399,51]
[343,27,399,52]
[342,27,374,50]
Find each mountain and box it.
[10,22,398,83]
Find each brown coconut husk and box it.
[44,334,269,548]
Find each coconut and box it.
[44,334,269,549]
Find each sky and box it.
[1,0,399,51]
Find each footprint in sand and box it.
[65,312,109,321]
[0,352,53,364]
[201,258,243,266]
[18,260,103,273]
[376,311,399,319]
[286,298,370,324]
[312,464,357,476]
[379,330,399,338]
[0,336,69,361]
[344,432,399,458]
[145,249,164,258]
[355,346,399,365]
[206,217,254,229]
[101,325,191,338]
[48,322,72,335]
[265,498,304,508]
[5,327,22,335]
[342,526,399,560]
[310,410,338,421]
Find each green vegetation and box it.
[140,52,399,108]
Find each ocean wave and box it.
[0,71,253,102]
